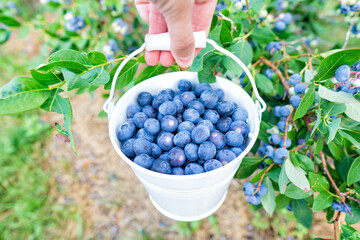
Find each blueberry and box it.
[161,88,175,98]
[116,120,137,141]
[257,145,266,157]
[216,117,232,133]
[286,203,292,211]
[159,152,170,161]
[232,108,248,122]
[280,106,291,117]
[178,121,195,132]
[331,201,343,212]
[265,145,274,158]
[136,128,154,142]
[274,42,282,50]
[198,141,217,160]
[121,138,135,158]
[351,3,360,12]
[279,138,292,148]
[184,163,205,175]
[204,159,223,172]
[283,13,292,24]
[158,101,177,116]
[273,106,282,117]
[266,42,275,51]
[195,82,212,97]
[142,105,157,118]
[178,79,193,91]
[134,154,154,169]
[188,100,205,115]
[137,92,153,106]
[133,138,152,155]
[340,4,350,14]
[277,120,288,132]
[289,73,302,86]
[265,69,274,79]
[208,130,226,149]
[151,159,171,174]
[215,89,225,101]
[127,104,141,118]
[152,94,167,110]
[161,115,178,132]
[174,131,191,148]
[225,131,244,147]
[256,184,267,196]
[197,159,206,166]
[183,109,200,122]
[341,203,352,213]
[203,110,220,124]
[243,182,254,196]
[246,194,261,205]
[200,90,218,109]
[173,99,184,114]
[273,148,289,164]
[144,118,161,135]
[176,113,183,124]
[184,143,199,162]
[216,149,236,164]
[216,101,235,117]
[133,112,148,128]
[230,120,249,138]
[294,83,307,94]
[297,139,306,147]
[169,147,186,167]
[198,119,214,131]
[150,143,162,158]
[172,167,185,175]
[270,133,281,145]
[274,20,286,31]
[335,65,351,83]
[231,147,243,157]
[290,95,301,108]
[157,113,164,121]
[157,132,174,151]
[180,91,196,106]
[191,125,210,144]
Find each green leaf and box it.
[335,156,354,182]
[318,85,358,103]
[345,204,360,225]
[254,73,275,96]
[134,63,165,85]
[285,183,313,199]
[220,20,232,46]
[62,69,90,91]
[314,49,360,82]
[304,69,315,83]
[347,156,360,185]
[322,102,346,118]
[341,225,360,238]
[292,199,313,229]
[189,45,215,72]
[235,156,264,179]
[314,137,323,155]
[275,195,291,210]
[38,61,88,74]
[87,67,110,86]
[293,83,315,121]
[105,59,139,89]
[261,177,275,216]
[338,130,360,149]
[48,49,91,66]
[198,56,221,83]
[223,40,253,76]
[312,191,333,212]
[309,172,330,192]
[328,142,345,162]
[0,15,21,27]
[279,163,289,194]
[285,158,310,191]
[327,118,341,143]
[86,51,108,65]
[30,69,62,85]
[345,102,360,122]
[251,27,276,44]
[297,155,315,173]
[0,76,50,115]
[41,89,76,153]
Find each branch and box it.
[284,108,295,147]
[342,12,359,49]
[254,162,276,194]
[259,57,290,91]
[334,211,341,240]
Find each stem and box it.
[292,143,306,151]
[342,12,359,49]
[334,211,341,240]
[259,57,290,91]
[254,163,276,194]
[284,108,295,147]
[273,53,313,64]
[346,195,360,205]
[86,56,127,72]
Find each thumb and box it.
[152,0,195,68]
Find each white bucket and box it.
[103,31,266,221]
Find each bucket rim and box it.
[108,71,261,180]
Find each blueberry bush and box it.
[1,0,360,239]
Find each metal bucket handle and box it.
[103,31,267,117]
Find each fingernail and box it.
[176,56,193,68]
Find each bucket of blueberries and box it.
[103,31,266,221]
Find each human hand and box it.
[135,0,217,68]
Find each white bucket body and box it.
[108,71,261,221]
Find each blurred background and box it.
[0,0,359,239]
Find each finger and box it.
[145,3,167,66]
[160,51,175,67]
[135,0,150,23]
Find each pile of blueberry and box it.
[116,80,250,175]
[274,13,292,31]
[288,73,308,108]
[243,182,268,205]
[266,41,282,53]
[331,201,352,213]
[333,64,360,96]
[112,18,129,35]
[64,11,86,32]
[340,1,360,14]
